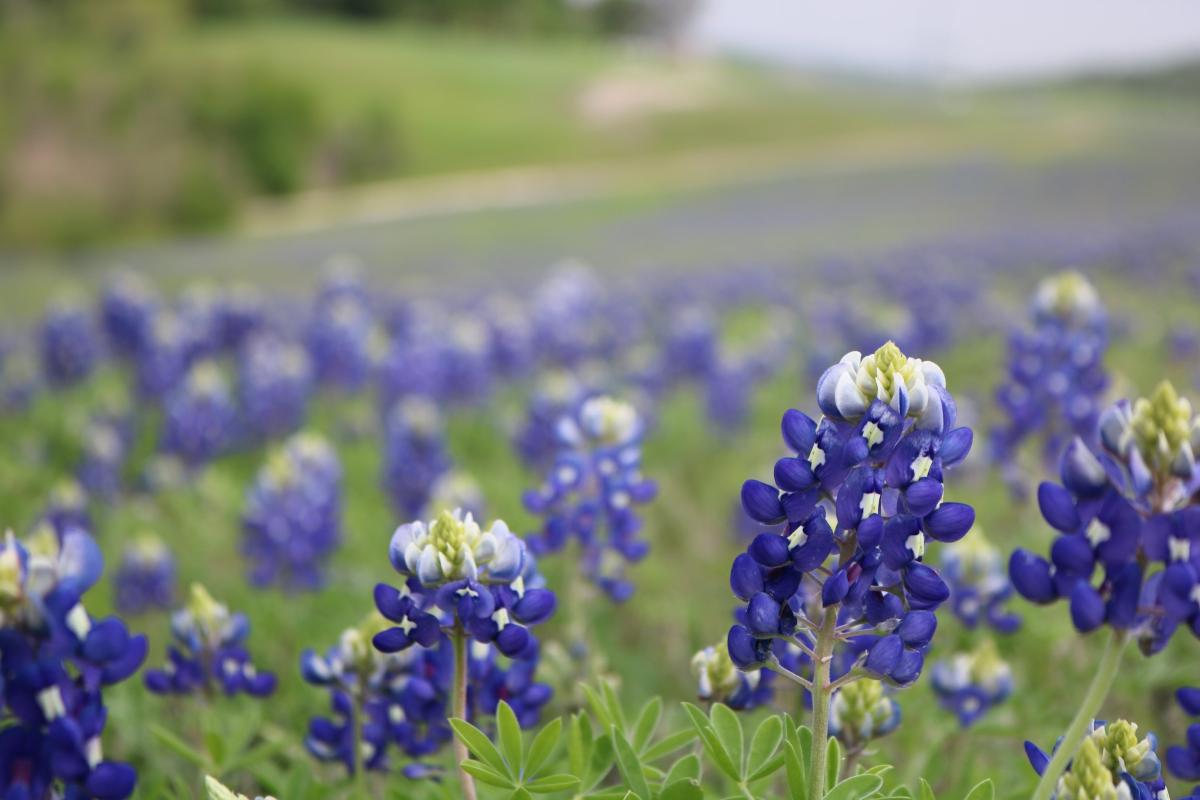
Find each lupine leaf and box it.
[642,728,698,763]
[497,701,525,775]
[747,753,786,783]
[204,729,227,768]
[664,753,701,785]
[709,705,745,779]
[962,780,994,800]
[603,681,629,733]
[524,717,563,779]
[612,726,652,800]
[825,736,842,791]
[784,741,808,800]
[526,774,581,794]
[588,733,617,789]
[583,684,613,729]
[569,714,591,780]
[696,725,741,783]
[660,780,704,800]
[586,790,630,800]
[824,774,884,800]
[462,759,517,789]
[509,788,534,800]
[632,696,662,752]
[794,721,814,767]
[747,715,784,779]
[681,703,711,734]
[450,718,511,778]
[919,778,937,800]
[867,766,893,777]
[151,725,210,769]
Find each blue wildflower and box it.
[381,398,451,518]
[940,529,1021,633]
[161,361,237,468]
[523,395,657,602]
[238,335,313,441]
[242,433,342,591]
[112,535,176,615]
[1026,719,1163,800]
[39,299,101,388]
[930,639,1013,727]
[144,584,276,697]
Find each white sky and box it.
[691,1,1200,83]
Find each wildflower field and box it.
[5,214,1200,800]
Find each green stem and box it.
[1030,629,1128,800]
[809,607,839,800]
[452,628,478,800]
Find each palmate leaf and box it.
[784,741,808,800]
[612,725,652,800]
[463,759,517,789]
[525,774,581,794]
[632,696,663,752]
[664,754,701,785]
[682,703,740,783]
[825,735,842,791]
[708,704,744,778]
[642,728,698,763]
[747,715,785,780]
[824,774,884,800]
[659,780,704,800]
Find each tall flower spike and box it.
[692,642,774,711]
[990,272,1109,497]
[523,394,657,602]
[828,678,901,753]
[727,341,973,800]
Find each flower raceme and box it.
[1026,719,1164,800]
[523,394,657,602]
[1009,381,1200,649]
[374,509,556,659]
[144,583,276,697]
[729,341,974,689]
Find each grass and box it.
[2,269,1198,799]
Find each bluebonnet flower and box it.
[374,509,555,659]
[1025,719,1165,800]
[828,678,902,752]
[238,335,314,441]
[112,536,176,615]
[306,291,380,392]
[301,612,404,774]
[161,361,237,468]
[39,298,101,388]
[1009,381,1200,650]
[144,584,277,697]
[242,433,343,591]
[1167,687,1200,781]
[35,480,91,541]
[217,284,265,350]
[482,295,534,380]
[692,642,774,711]
[0,527,146,799]
[728,342,974,692]
[662,305,717,385]
[930,639,1013,727]
[512,371,584,471]
[77,419,128,503]
[134,311,193,402]
[523,395,657,602]
[101,271,158,358]
[991,272,1108,492]
[939,530,1021,633]
[381,398,451,519]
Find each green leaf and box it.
[582,684,613,729]
[962,780,994,800]
[794,722,813,767]
[450,718,511,778]
[709,705,744,779]
[660,780,704,800]
[612,726,651,800]
[602,681,629,734]
[587,733,617,789]
[866,766,893,777]
[525,717,563,779]
[642,728,698,763]
[632,697,662,753]
[462,759,517,789]
[919,778,937,800]
[824,774,884,800]
[784,741,808,800]
[747,715,784,779]
[204,729,227,768]
[696,725,741,783]
[569,713,592,779]
[525,774,581,794]
[508,788,534,800]
[151,724,210,769]
[825,736,842,791]
[664,753,701,785]
[497,701,525,775]
[747,753,786,783]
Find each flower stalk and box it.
[1030,628,1128,800]
[451,627,477,800]
[809,607,839,800]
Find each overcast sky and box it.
[691,2,1200,83]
